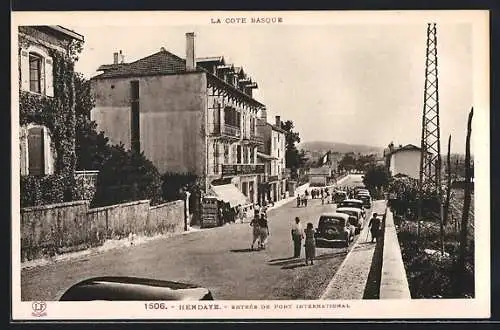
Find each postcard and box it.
[11,10,490,320]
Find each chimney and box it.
[275,115,281,128]
[186,32,195,71]
[259,106,268,122]
[113,52,119,64]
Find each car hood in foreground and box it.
[59,276,213,301]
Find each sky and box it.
[68,22,474,153]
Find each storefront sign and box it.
[201,197,220,228]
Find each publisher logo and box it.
[32,301,47,317]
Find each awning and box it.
[257,152,277,160]
[210,184,252,208]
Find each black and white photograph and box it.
[11,10,490,320]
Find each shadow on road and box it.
[230,248,258,253]
[267,251,346,269]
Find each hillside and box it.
[299,141,384,155]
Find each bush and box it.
[20,174,74,207]
[92,145,163,207]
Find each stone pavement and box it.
[320,200,387,300]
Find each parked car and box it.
[314,213,356,247]
[356,193,372,209]
[336,207,364,234]
[337,199,366,218]
[59,277,214,301]
[333,190,348,203]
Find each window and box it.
[130,81,140,153]
[20,125,54,176]
[28,127,44,175]
[29,53,42,93]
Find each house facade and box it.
[256,115,287,205]
[385,144,422,179]
[90,33,265,205]
[18,26,84,177]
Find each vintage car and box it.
[59,277,214,301]
[333,190,348,203]
[355,193,372,209]
[314,213,356,247]
[337,199,366,218]
[335,207,364,234]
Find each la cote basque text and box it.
[211,17,283,24]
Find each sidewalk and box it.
[320,200,386,300]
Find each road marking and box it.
[318,201,379,300]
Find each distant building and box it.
[256,115,287,205]
[308,166,332,187]
[90,32,265,205]
[385,144,422,179]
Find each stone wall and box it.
[20,198,185,262]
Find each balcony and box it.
[210,123,241,139]
[221,164,265,177]
[268,175,279,182]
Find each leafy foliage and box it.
[92,145,163,207]
[19,48,78,206]
[74,72,112,170]
[280,120,304,172]
[362,164,390,191]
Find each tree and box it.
[280,119,302,172]
[92,144,163,207]
[457,107,473,296]
[74,73,112,170]
[362,164,390,191]
[339,153,356,171]
[444,135,452,226]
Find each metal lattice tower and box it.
[418,23,442,215]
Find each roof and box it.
[386,144,422,157]
[267,122,287,134]
[342,199,363,203]
[196,56,225,63]
[48,26,84,41]
[93,49,189,79]
[92,48,265,107]
[319,213,349,220]
[336,207,362,213]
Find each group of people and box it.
[249,207,270,250]
[217,201,246,225]
[291,217,316,265]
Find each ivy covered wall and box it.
[19,28,84,207]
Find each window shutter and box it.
[43,128,54,174]
[45,57,54,97]
[28,127,45,176]
[20,49,30,91]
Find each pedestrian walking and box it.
[250,215,261,250]
[304,195,308,207]
[291,217,304,258]
[296,195,301,208]
[304,222,316,265]
[258,213,270,249]
[368,213,381,243]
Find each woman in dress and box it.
[250,213,261,250]
[304,222,316,265]
[257,213,270,249]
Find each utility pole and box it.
[418,23,442,248]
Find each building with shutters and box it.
[18,26,84,177]
[90,32,266,206]
[256,115,287,205]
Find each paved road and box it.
[22,175,367,301]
